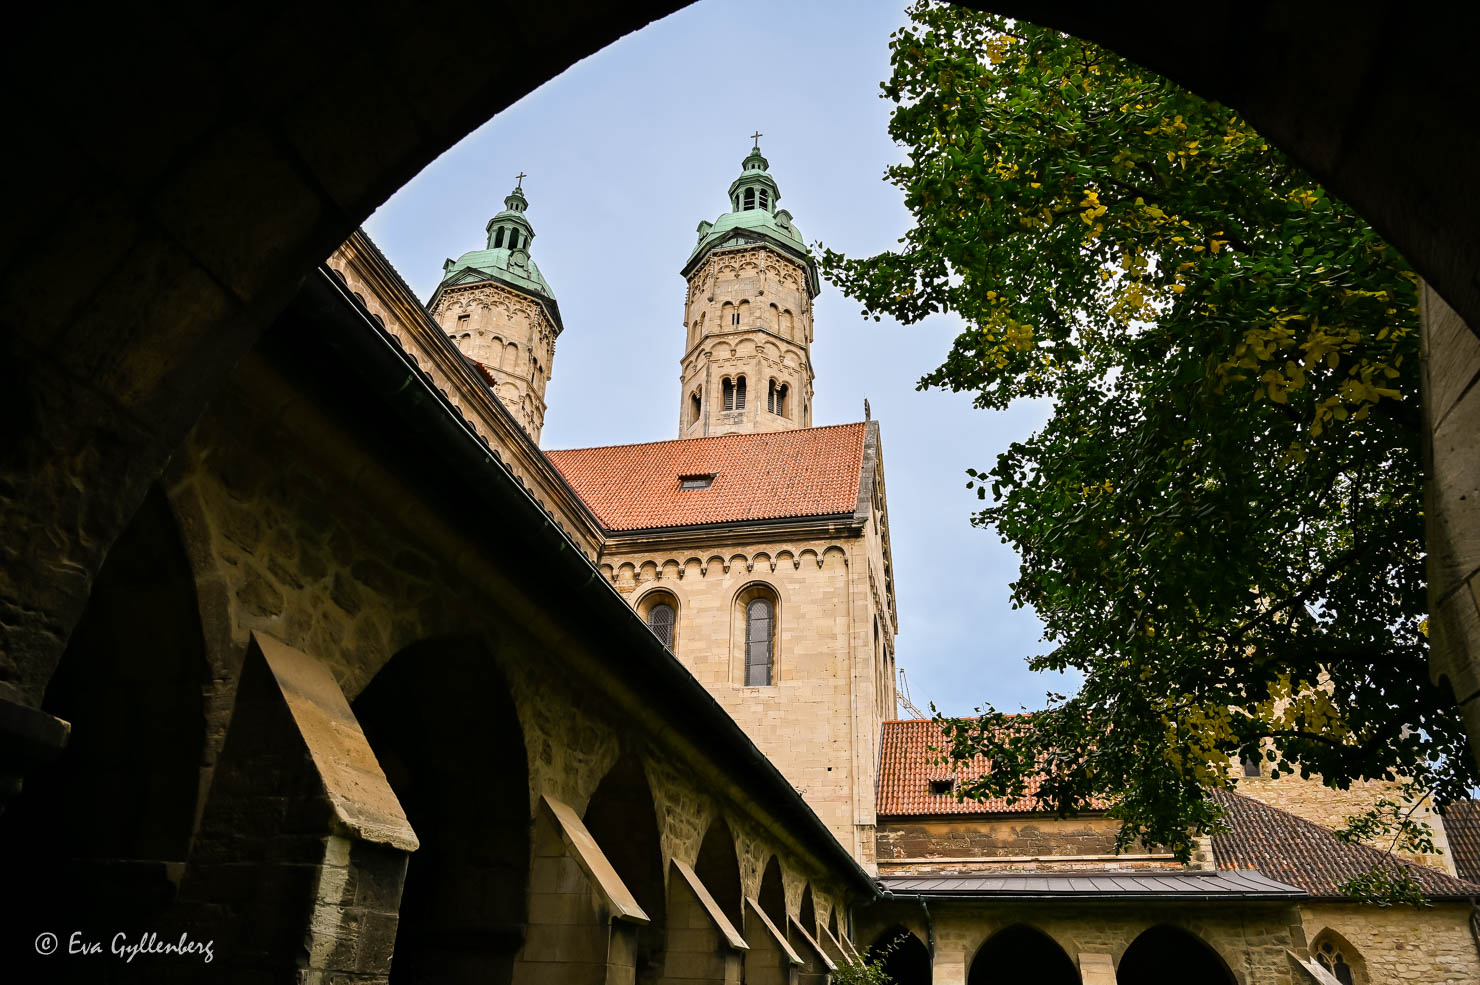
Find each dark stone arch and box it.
[1117,925,1235,985]
[2,485,208,926]
[828,906,841,941]
[695,816,743,930]
[798,884,816,937]
[869,925,932,985]
[968,924,1079,985]
[354,638,530,985]
[758,855,786,929]
[583,752,667,985]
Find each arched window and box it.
[509,230,520,250]
[734,376,746,409]
[768,379,777,414]
[722,377,736,411]
[758,188,769,210]
[745,598,773,685]
[494,227,505,248]
[690,390,702,425]
[1312,931,1364,985]
[648,603,675,649]
[776,383,788,418]
[743,187,756,210]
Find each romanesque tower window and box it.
[745,598,773,686]
[690,390,702,425]
[735,376,746,409]
[723,378,736,411]
[768,381,789,418]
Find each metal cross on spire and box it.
[515,171,527,189]
[750,130,763,147]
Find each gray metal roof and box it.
[879,869,1306,901]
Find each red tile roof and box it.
[1209,788,1480,899]
[545,423,867,532]
[1443,799,1480,882]
[876,718,1111,816]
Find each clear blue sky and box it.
[366,0,1078,716]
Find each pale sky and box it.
[365,0,1075,716]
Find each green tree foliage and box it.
[820,2,1475,860]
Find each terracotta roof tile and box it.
[1442,799,1480,883]
[876,719,1110,816]
[1209,788,1480,899]
[545,423,867,532]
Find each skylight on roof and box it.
[678,474,715,491]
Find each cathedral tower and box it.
[678,140,819,437]
[429,179,562,443]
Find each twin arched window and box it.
[723,376,747,411]
[768,379,789,417]
[745,598,773,686]
[1313,934,1361,985]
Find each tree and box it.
[819,1,1475,860]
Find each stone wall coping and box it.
[541,794,651,925]
[671,858,747,950]
[789,915,838,971]
[249,631,419,852]
[745,896,804,965]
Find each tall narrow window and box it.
[743,187,756,210]
[690,390,702,425]
[776,383,788,418]
[768,379,777,413]
[723,378,735,411]
[734,376,746,409]
[648,603,675,649]
[745,598,773,685]
[509,230,520,250]
[758,189,769,210]
[494,227,505,248]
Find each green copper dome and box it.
[682,139,819,295]
[435,181,560,320]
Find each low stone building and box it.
[860,719,1480,985]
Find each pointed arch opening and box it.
[1117,925,1234,985]
[2,485,209,928]
[1311,929,1366,985]
[355,639,530,985]
[694,817,743,931]
[798,885,816,938]
[869,925,932,985]
[583,753,667,985]
[758,856,785,930]
[968,924,1078,985]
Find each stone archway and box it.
[869,925,932,985]
[354,638,531,985]
[758,855,786,929]
[968,924,1079,985]
[583,752,668,985]
[1117,925,1236,985]
[695,816,744,931]
[2,486,208,932]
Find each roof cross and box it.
[515,171,527,189]
[750,130,763,146]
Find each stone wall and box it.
[1301,901,1480,985]
[602,523,889,867]
[875,816,1183,874]
[858,900,1306,985]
